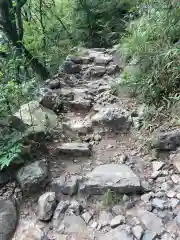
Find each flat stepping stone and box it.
[57,142,91,156]
[80,164,142,195]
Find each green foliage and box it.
[119,0,180,105]
[0,130,23,169]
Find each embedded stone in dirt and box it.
[80,164,141,195]
[88,66,106,78]
[110,215,125,228]
[18,226,47,240]
[59,214,86,234]
[151,129,180,151]
[37,192,57,221]
[91,105,130,131]
[137,210,164,234]
[0,200,17,240]
[52,175,79,197]
[57,142,91,156]
[97,228,133,240]
[16,159,48,192]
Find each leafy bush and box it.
[119,0,180,105]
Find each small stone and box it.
[142,230,157,240]
[151,170,161,179]
[152,198,166,210]
[69,200,83,215]
[138,210,164,234]
[173,154,180,173]
[110,215,125,228]
[122,194,129,202]
[132,225,143,239]
[106,144,113,149]
[175,212,180,226]
[171,174,180,184]
[161,182,170,191]
[176,193,180,199]
[169,198,179,208]
[91,222,98,229]
[167,190,176,198]
[53,201,69,229]
[37,192,57,221]
[111,205,123,215]
[152,161,164,172]
[141,192,154,202]
[82,211,93,224]
[52,175,78,197]
[94,134,102,141]
[99,211,113,227]
[161,233,175,240]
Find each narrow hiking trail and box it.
[1,48,180,240]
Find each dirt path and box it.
[3,48,180,240]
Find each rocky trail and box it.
[1,48,180,240]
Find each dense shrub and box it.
[119,0,180,105]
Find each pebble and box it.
[110,215,125,228]
[166,190,176,198]
[152,161,164,172]
[132,225,143,239]
[82,211,93,224]
[141,192,154,202]
[169,198,179,208]
[152,198,166,210]
[171,174,180,184]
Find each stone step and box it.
[57,142,91,157]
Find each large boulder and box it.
[37,192,57,221]
[80,164,142,195]
[91,105,130,131]
[14,101,57,129]
[151,129,180,151]
[0,200,18,240]
[16,159,48,192]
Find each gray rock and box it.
[152,198,166,210]
[48,79,61,89]
[16,159,48,192]
[132,225,143,239]
[37,192,57,221]
[173,155,180,173]
[80,164,141,195]
[91,105,130,131]
[81,211,93,224]
[62,214,86,234]
[141,192,154,202]
[14,101,57,128]
[142,230,157,240]
[70,97,92,113]
[0,200,17,240]
[169,198,179,208]
[137,210,164,234]
[0,171,10,187]
[98,211,113,227]
[161,233,176,240]
[110,215,125,228]
[151,130,180,151]
[52,175,78,197]
[97,228,133,240]
[106,64,120,75]
[88,66,106,77]
[57,142,91,156]
[152,161,164,172]
[61,60,81,74]
[111,205,124,216]
[69,200,83,215]
[18,227,47,240]
[53,201,69,229]
[94,54,112,65]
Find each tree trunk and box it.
[16,42,50,80]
